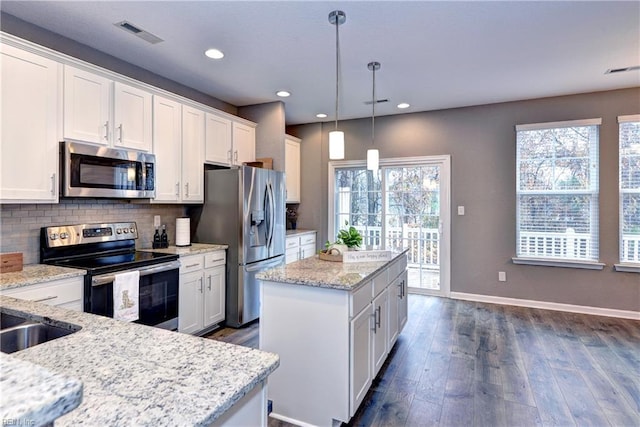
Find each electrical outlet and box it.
[154,215,161,228]
[498,271,506,282]
[457,206,465,215]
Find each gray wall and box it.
[288,88,640,312]
[238,101,286,171]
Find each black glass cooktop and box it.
[51,250,178,273]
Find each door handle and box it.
[371,312,377,333]
[175,182,180,197]
[117,124,123,142]
[50,173,56,196]
[207,276,212,291]
[103,121,109,141]
[376,305,382,329]
[234,150,238,163]
[185,182,190,197]
[199,277,203,293]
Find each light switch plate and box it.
[457,206,465,215]
[498,271,506,282]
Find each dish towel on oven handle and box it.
[113,270,140,322]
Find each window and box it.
[515,119,601,266]
[618,115,640,265]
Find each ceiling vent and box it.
[364,99,389,105]
[114,21,164,44]
[605,65,640,74]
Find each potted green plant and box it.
[323,221,363,255]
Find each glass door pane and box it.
[384,165,441,291]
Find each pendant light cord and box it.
[334,18,340,132]
[372,64,376,146]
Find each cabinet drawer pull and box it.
[185,263,200,268]
[33,295,57,303]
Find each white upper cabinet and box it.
[1,44,60,203]
[63,65,152,151]
[63,66,110,145]
[152,95,182,202]
[113,82,152,151]
[205,113,232,164]
[181,105,205,203]
[232,121,256,166]
[204,116,256,167]
[285,135,301,203]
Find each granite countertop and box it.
[1,352,83,426]
[0,296,279,426]
[256,250,408,291]
[0,265,86,292]
[285,229,316,237]
[140,243,228,256]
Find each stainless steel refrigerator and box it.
[191,166,285,327]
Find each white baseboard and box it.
[449,292,640,320]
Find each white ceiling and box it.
[2,1,639,125]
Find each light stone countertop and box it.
[0,352,83,426]
[0,265,86,292]
[140,243,228,256]
[256,250,408,291]
[0,296,279,426]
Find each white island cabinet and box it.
[257,251,408,426]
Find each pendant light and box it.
[367,61,380,172]
[328,10,346,160]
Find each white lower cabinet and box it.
[260,253,408,426]
[178,251,226,334]
[0,276,84,312]
[284,232,316,264]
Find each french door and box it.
[329,156,450,296]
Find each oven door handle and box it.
[91,261,181,287]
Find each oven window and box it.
[87,268,179,329]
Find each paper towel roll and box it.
[175,217,191,247]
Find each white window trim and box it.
[515,118,602,131]
[512,257,605,270]
[613,263,640,273]
[618,114,640,123]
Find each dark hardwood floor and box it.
[205,295,640,426]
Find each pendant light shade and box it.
[367,61,381,172]
[367,148,379,172]
[328,10,346,160]
[329,130,345,160]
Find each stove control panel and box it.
[43,222,138,247]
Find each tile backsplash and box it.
[0,199,186,264]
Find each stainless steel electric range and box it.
[40,222,180,330]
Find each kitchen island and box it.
[257,250,408,426]
[0,295,279,426]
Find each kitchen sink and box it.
[0,312,29,330]
[0,313,80,354]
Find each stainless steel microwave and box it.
[61,141,155,198]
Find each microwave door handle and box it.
[91,261,180,287]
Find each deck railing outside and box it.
[352,225,640,265]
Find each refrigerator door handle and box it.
[265,181,275,251]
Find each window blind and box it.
[618,115,640,264]
[516,119,600,261]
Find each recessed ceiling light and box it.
[276,91,291,97]
[204,48,224,59]
[316,113,328,118]
[397,103,410,109]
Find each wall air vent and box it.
[605,65,640,74]
[114,21,164,44]
[364,99,389,105]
